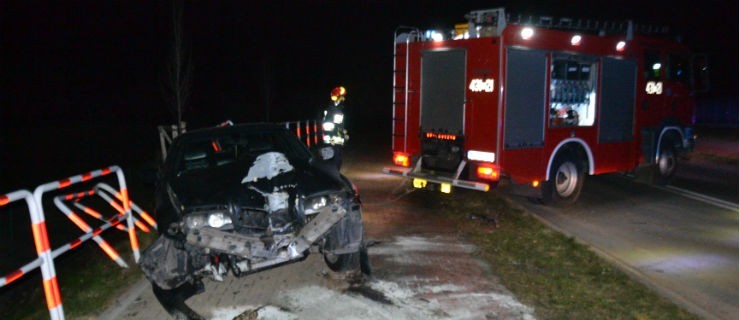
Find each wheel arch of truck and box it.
[655,126,685,161]
[545,138,595,180]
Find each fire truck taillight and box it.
[393,152,410,167]
[476,164,500,181]
[521,27,534,40]
[425,132,457,140]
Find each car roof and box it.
[175,123,289,142]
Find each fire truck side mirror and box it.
[691,54,710,93]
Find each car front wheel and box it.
[324,250,360,272]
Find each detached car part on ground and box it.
[140,124,367,319]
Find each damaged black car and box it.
[140,123,367,319]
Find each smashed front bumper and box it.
[185,204,347,270]
[141,204,348,290]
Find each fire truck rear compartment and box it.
[421,137,464,172]
[420,49,465,135]
[419,49,466,173]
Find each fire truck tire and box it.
[654,142,677,185]
[542,152,585,206]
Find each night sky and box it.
[1,0,737,188]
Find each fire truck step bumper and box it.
[382,167,490,192]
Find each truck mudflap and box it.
[383,166,490,192]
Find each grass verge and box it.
[434,190,699,320]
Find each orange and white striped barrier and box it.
[34,166,141,263]
[92,190,151,233]
[1,189,64,319]
[93,183,157,231]
[73,202,128,231]
[0,165,144,320]
[49,213,130,263]
[284,119,322,147]
[53,196,129,268]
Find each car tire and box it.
[541,151,585,206]
[324,250,361,272]
[151,281,205,320]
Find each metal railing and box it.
[283,119,322,147]
[158,122,186,161]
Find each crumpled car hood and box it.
[169,157,345,209]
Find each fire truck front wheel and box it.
[654,143,677,185]
[542,152,585,206]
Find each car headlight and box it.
[184,212,233,230]
[302,193,343,215]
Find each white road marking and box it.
[658,185,739,212]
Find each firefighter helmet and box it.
[330,86,347,102]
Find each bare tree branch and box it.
[160,0,192,134]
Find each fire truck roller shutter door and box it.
[420,49,466,134]
[599,57,638,143]
[504,48,547,149]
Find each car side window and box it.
[176,142,212,175]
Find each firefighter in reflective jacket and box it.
[322,86,349,146]
[321,86,348,169]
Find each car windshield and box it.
[174,129,312,176]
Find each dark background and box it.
[1,0,737,190]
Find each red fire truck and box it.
[383,8,708,205]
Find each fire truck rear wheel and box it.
[542,152,584,206]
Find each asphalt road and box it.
[508,160,739,320]
[671,157,738,205]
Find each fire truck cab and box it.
[384,8,706,205]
